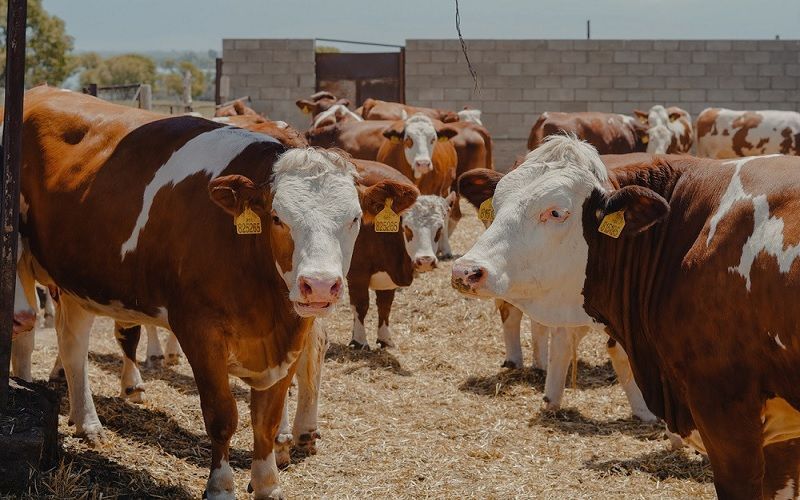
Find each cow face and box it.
[452,136,668,327]
[211,148,415,318]
[401,192,456,272]
[13,239,36,338]
[295,92,351,118]
[640,105,693,154]
[383,114,458,179]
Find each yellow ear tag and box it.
[478,198,494,222]
[302,106,311,114]
[390,136,401,145]
[374,198,400,233]
[235,204,262,235]
[598,210,625,238]
[437,135,448,143]
[642,134,649,144]
[670,115,678,122]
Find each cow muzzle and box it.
[12,310,37,339]
[294,274,343,317]
[451,261,488,296]
[412,160,432,178]
[413,255,438,272]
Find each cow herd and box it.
[9,84,800,499]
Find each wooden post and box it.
[182,70,193,113]
[214,58,223,105]
[87,83,97,97]
[138,83,152,110]
[0,0,27,411]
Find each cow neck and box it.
[580,160,689,429]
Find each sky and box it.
[45,0,800,53]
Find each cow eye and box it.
[271,213,282,226]
[349,216,360,230]
[540,208,570,223]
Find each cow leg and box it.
[606,338,657,422]
[49,353,65,381]
[375,289,396,348]
[542,327,587,411]
[165,331,183,365]
[250,374,296,500]
[56,294,102,443]
[497,299,523,369]
[530,320,549,371]
[692,397,765,499]
[114,322,146,403]
[293,322,326,457]
[143,324,164,369]
[348,279,370,350]
[274,390,293,469]
[41,286,56,328]
[182,332,238,500]
[11,330,35,382]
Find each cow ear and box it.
[457,168,504,209]
[359,180,419,224]
[436,125,459,141]
[209,175,268,216]
[668,112,682,122]
[441,111,460,123]
[633,109,649,124]
[336,98,352,108]
[445,191,458,212]
[382,122,405,142]
[601,185,669,236]
[295,99,315,114]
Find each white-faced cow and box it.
[458,167,656,420]
[453,135,800,498]
[696,108,800,158]
[16,86,414,499]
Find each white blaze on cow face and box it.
[401,194,453,272]
[453,137,608,327]
[402,114,438,179]
[270,148,361,318]
[458,109,483,126]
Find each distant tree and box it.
[159,60,206,98]
[0,0,74,86]
[315,46,341,53]
[78,53,157,87]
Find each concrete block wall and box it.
[406,39,800,169]
[221,39,315,129]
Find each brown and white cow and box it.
[360,98,459,123]
[295,91,352,122]
[213,114,309,148]
[16,86,415,499]
[214,98,259,117]
[696,108,800,159]
[528,106,693,155]
[453,135,800,498]
[306,119,393,161]
[346,159,456,349]
[458,167,656,420]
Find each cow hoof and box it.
[501,360,520,369]
[203,489,235,500]
[250,484,284,500]
[348,339,370,351]
[275,433,292,468]
[76,424,105,446]
[376,338,394,349]
[543,398,561,412]
[633,409,659,423]
[122,384,146,403]
[144,354,164,369]
[294,431,320,457]
[165,353,182,366]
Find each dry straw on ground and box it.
[7,202,713,499]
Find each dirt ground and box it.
[15,201,713,499]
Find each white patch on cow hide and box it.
[771,331,788,350]
[120,126,279,258]
[227,348,300,391]
[775,479,796,500]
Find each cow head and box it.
[458,108,483,126]
[401,192,457,272]
[635,105,693,154]
[382,114,458,179]
[295,91,351,118]
[13,239,36,339]
[451,136,668,327]
[209,148,415,318]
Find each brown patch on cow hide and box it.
[781,128,794,154]
[732,112,764,156]
[696,108,719,139]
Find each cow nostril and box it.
[467,267,484,283]
[299,279,313,296]
[330,279,342,296]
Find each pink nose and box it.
[298,276,343,302]
[414,160,432,172]
[414,255,437,271]
[12,311,37,338]
[450,263,488,294]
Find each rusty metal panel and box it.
[316,51,403,106]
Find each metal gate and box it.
[315,51,405,106]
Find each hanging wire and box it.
[455,0,479,91]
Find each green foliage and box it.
[158,59,205,98]
[0,0,75,86]
[315,45,341,53]
[78,53,156,88]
